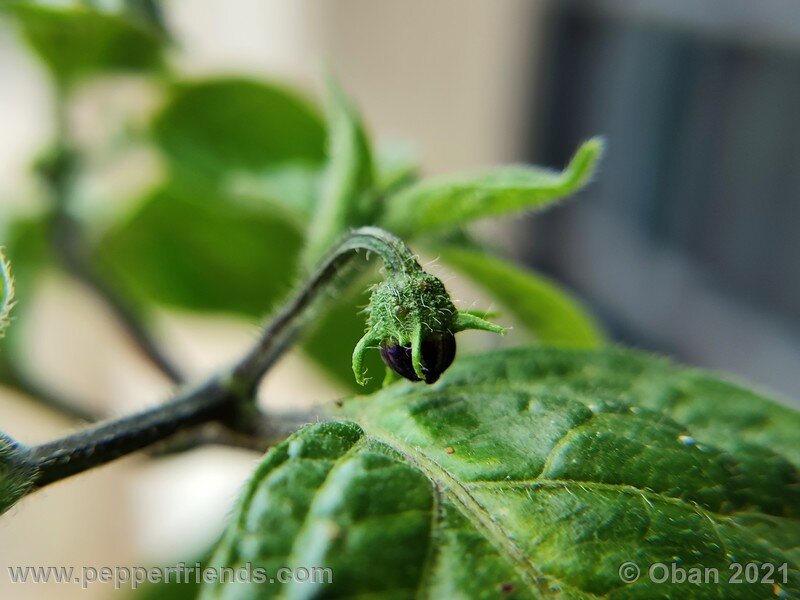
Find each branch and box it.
[1,362,97,423]
[149,410,317,456]
[29,380,230,487]
[49,209,185,384]
[24,228,428,490]
[37,135,184,385]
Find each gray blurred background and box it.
[525,0,800,402]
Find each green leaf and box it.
[8,3,164,85]
[153,79,326,188]
[381,137,604,236]
[438,246,604,347]
[302,78,376,268]
[94,185,303,317]
[204,346,800,598]
[225,164,323,220]
[0,433,35,515]
[374,142,419,195]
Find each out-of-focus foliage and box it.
[153,79,326,188]
[95,185,304,317]
[7,2,164,85]
[381,137,604,236]
[438,246,604,347]
[0,219,51,385]
[301,77,376,267]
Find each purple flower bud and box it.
[380,331,456,384]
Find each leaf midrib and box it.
[362,429,799,599]
[365,430,581,599]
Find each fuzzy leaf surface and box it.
[204,346,799,599]
[380,138,603,236]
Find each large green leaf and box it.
[153,79,326,188]
[8,3,163,85]
[203,346,799,598]
[439,246,604,347]
[95,186,303,317]
[380,138,603,236]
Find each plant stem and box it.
[41,99,184,385]
[233,226,419,383]
[30,380,231,487]
[26,227,421,490]
[2,362,98,423]
[49,209,185,384]
[149,410,316,455]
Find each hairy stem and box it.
[233,226,420,383]
[26,227,421,490]
[30,380,231,487]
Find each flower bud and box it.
[380,331,456,384]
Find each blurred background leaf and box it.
[0,249,14,338]
[373,143,419,196]
[7,2,164,86]
[438,246,604,348]
[224,164,322,221]
[302,77,376,267]
[152,79,326,190]
[94,185,303,317]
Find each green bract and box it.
[204,346,800,599]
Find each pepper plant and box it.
[1,3,798,599]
